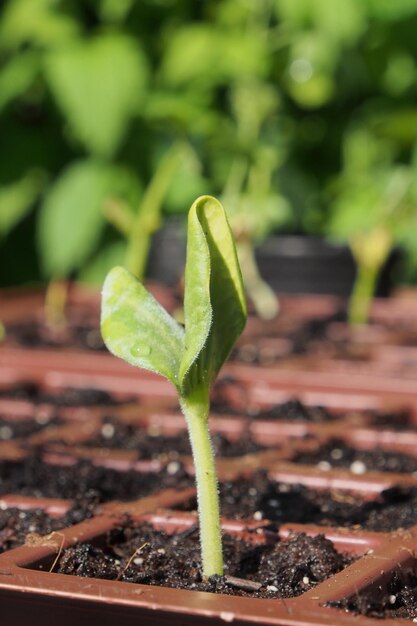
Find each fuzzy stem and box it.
[180,392,223,579]
[348,263,380,325]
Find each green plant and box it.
[329,128,414,324]
[4,0,417,293]
[104,143,188,280]
[101,196,247,578]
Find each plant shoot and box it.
[101,196,247,578]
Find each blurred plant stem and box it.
[44,279,68,330]
[348,227,392,325]
[105,143,185,280]
[223,154,282,320]
[236,237,279,319]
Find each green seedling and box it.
[329,128,414,325]
[104,143,187,280]
[101,196,247,578]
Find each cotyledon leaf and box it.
[101,266,185,386]
[179,196,247,396]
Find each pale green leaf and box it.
[101,266,185,386]
[45,34,148,156]
[0,0,79,50]
[366,0,417,21]
[179,196,247,395]
[38,160,115,276]
[0,52,40,110]
[0,171,43,237]
[100,0,134,22]
[161,26,267,88]
[80,241,127,286]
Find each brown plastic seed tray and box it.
[3,370,417,623]
[2,453,417,626]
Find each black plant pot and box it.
[146,225,399,297]
[255,235,399,297]
[146,218,186,286]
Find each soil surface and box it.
[204,472,417,531]
[232,311,362,364]
[329,571,417,620]
[0,383,130,407]
[0,415,62,440]
[0,455,192,502]
[293,439,417,474]
[56,521,353,598]
[0,497,97,553]
[84,417,268,459]
[211,385,336,423]
[6,321,105,351]
[366,409,417,431]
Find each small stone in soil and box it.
[0,497,97,553]
[0,455,192,502]
[196,471,417,532]
[0,416,62,440]
[329,571,417,620]
[294,439,417,474]
[83,416,268,459]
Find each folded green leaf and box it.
[179,196,247,396]
[101,266,185,386]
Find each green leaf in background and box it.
[45,34,148,156]
[164,147,208,214]
[0,0,79,50]
[366,0,417,21]
[276,0,365,45]
[101,266,185,385]
[80,241,127,286]
[179,196,247,396]
[285,34,337,108]
[99,0,135,22]
[38,160,117,276]
[0,171,43,238]
[161,26,267,88]
[0,52,40,110]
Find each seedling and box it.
[329,128,414,325]
[104,143,187,280]
[101,196,247,578]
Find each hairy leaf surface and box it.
[179,196,246,396]
[101,266,184,386]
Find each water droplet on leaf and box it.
[130,344,152,357]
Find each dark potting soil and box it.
[231,312,348,363]
[84,417,267,459]
[206,472,417,532]
[0,382,129,407]
[211,392,336,423]
[0,497,98,553]
[329,571,417,620]
[366,408,417,431]
[0,415,62,440]
[6,321,105,351]
[0,455,192,502]
[257,399,335,422]
[293,439,417,474]
[55,522,353,598]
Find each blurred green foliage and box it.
[1,0,417,288]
